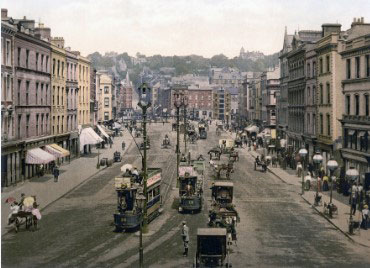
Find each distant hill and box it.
[87,51,279,86]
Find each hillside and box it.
[87,51,280,86]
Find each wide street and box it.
[2,122,370,268]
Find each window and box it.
[53,59,56,75]
[61,87,64,106]
[355,95,360,115]
[346,95,351,115]
[365,94,369,116]
[104,112,109,120]
[312,61,316,77]
[366,55,370,77]
[46,84,49,105]
[18,115,21,139]
[326,55,330,73]
[36,114,39,136]
[46,56,49,72]
[26,114,30,137]
[40,83,44,105]
[6,40,11,66]
[36,82,39,105]
[104,86,109,94]
[62,62,64,78]
[355,57,360,78]
[26,49,29,68]
[319,58,323,74]
[57,60,60,76]
[312,86,316,104]
[320,84,323,104]
[46,114,49,133]
[327,114,330,136]
[41,114,44,134]
[104,97,109,107]
[320,114,323,134]
[307,63,311,77]
[326,83,330,104]
[26,81,30,105]
[17,47,21,66]
[18,79,21,105]
[346,59,351,79]
[41,55,44,71]
[36,52,39,71]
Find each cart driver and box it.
[186,182,193,196]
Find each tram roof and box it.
[213,181,234,187]
[197,228,227,236]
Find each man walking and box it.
[181,221,189,257]
[53,166,60,182]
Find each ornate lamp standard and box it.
[327,158,338,218]
[137,83,151,234]
[136,191,146,268]
[346,167,359,235]
[174,89,183,182]
[182,93,189,153]
[299,148,308,195]
[313,151,323,206]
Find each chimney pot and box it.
[1,8,8,19]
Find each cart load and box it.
[194,228,231,267]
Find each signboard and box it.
[179,166,196,177]
[271,129,276,139]
[147,172,161,187]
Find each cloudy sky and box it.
[2,0,368,57]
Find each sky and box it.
[2,0,368,58]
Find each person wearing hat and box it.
[181,221,189,257]
[361,204,369,230]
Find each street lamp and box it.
[327,159,338,203]
[299,148,308,195]
[182,93,189,153]
[174,89,183,183]
[313,151,323,206]
[346,166,359,235]
[136,191,146,268]
[137,83,151,234]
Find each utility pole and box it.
[183,101,188,153]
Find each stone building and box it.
[315,23,346,165]
[50,36,69,157]
[122,72,133,114]
[209,67,244,88]
[339,18,370,174]
[77,54,90,127]
[1,13,53,184]
[277,27,293,139]
[286,30,321,151]
[304,44,318,160]
[66,48,79,157]
[261,67,280,128]
[213,87,231,122]
[187,85,213,119]
[97,72,114,121]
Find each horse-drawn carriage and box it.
[113,151,122,162]
[193,228,231,267]
[209,181,239,243]
[219,139,235,154]
[212,162,234,180]
[254,156,268,172]
[228,151,239,162]
[8,196,41,233]
[208,147,221,160]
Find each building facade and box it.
[187,86,213,119]
[98,72,113,121]
[261,67,280,128]
[77,54,90,127]
[213,87,231,122]
[340,18,370,174]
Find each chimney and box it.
[35,26,51,41]
[1,8,8,19]
[51,37,65,49]
[321,23,341,37]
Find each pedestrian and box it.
[361,204,369,230]
[53,166,60,182]
[181,221,189,257]
[323,174,329,191]
[350,185,358,215]
[8,201,20,225]
[122,141,126,151]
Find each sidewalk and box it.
[1,130,134,235]
[247,147,370,248]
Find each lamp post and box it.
[182,94,188,153]
[313,151,323,206]
[137,83,151,234]
[346,167,359,235]
[174,90,183,183]
[299,148,308,195]
[136,191,146,268]
[327,159,338,204]
[225,112,229,130]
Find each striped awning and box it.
[26,148,56,164]
[80,127,104,151]
[97,125,109,139]
[45,144,70,157]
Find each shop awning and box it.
[80,127,104,151]
[97,125,109,139]
[113,122,122,129]
[246,125,259,133]
[48,144,70,157]
[26,148,56,164]
[358,131,366,137]
[348,130,355,135]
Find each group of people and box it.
[8,193,41,226]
